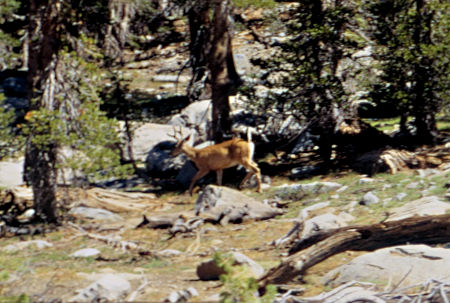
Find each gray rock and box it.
[415,168,443,178]
[145,140,179,173]
[159,249,182,257]
[405,181,421,189]
[359,177,376,184]
[69,207,122,221]
[69,274,131,302]
[71,248,101,258]
[290,165,322,179]
[165,287,198,303]
[168,100,212,141]
[196,252,264,281]
[3,240,53,252]
[395,192,408,201]
[360,191,379,205]
[0,158,24,187]
[387,196,450,221]
[234,53,253,76]
[152,75,190,83]
[123,123,190,162]
[298,202,330,220]
[302,213,354,238]
[195,185,282,223]
[276,182,343,200]
[324,245,450,288]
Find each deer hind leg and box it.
[189,169,209,196]
[240,160,262,193]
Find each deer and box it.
[170,127,262,196]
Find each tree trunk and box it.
[209,0,240,142]
[258,214,450,292]
[187,1,211,101]
[411,0,437,143]
[25,0,62,223]
[104,0,134,65]
[24,142,58,222]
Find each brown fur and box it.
[172,134,262,196]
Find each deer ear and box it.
[183,134,191,141]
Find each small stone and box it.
[71,248,100,258]
[359,177,375,184]
[360,192,379,205]
[395,193,407,201]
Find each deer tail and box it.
[247,127,255,161]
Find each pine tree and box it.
[361,0,449,143]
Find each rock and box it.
[124,123,190,162]
[196,259,227,281]
[196,252,264,281]
[290,131,319,154]
[324,245,450,288]
[145,140,181,173]
[3,240,53,252]
[387,196,450,221]
[69,207,122,221]
[159,249,182,257]
[233,53,253,76]
[395,192,408,201]
[359,191,379,205]
[358,177,376,184]
[168,100,212,141]
[405,181,421,189]
[165,287,198,303]
[415,168,443,178]
[232,252,265,278]
[195,185,282,224]
[1,74,27,97]
[290,165,322,179]
[302,213,354,238]
[298,201,330,220]
[152,74,190,83]
[275,182,343,200]
[71,248,101,258]
[69,274,131,302]
[0,158,24,188]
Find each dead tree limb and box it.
[258,214,450,290]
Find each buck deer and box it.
[170,127,262,196]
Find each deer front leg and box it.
[189,169,209,196]
[240,161,262,193]
[216,169,223,186]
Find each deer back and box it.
[191,138,252,171]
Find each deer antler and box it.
[168,126,184,141]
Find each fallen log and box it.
[258,214,450,290]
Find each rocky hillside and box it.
[1,3,450,302]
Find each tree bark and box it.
[187,1,211,101]
[209,0,240,142]
[411,0,437,143]
[25,0,63,223]
[258,214,450,291]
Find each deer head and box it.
[169,126,191,156]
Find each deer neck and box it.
[181,144,198,160]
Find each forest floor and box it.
[0,167,449,302]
